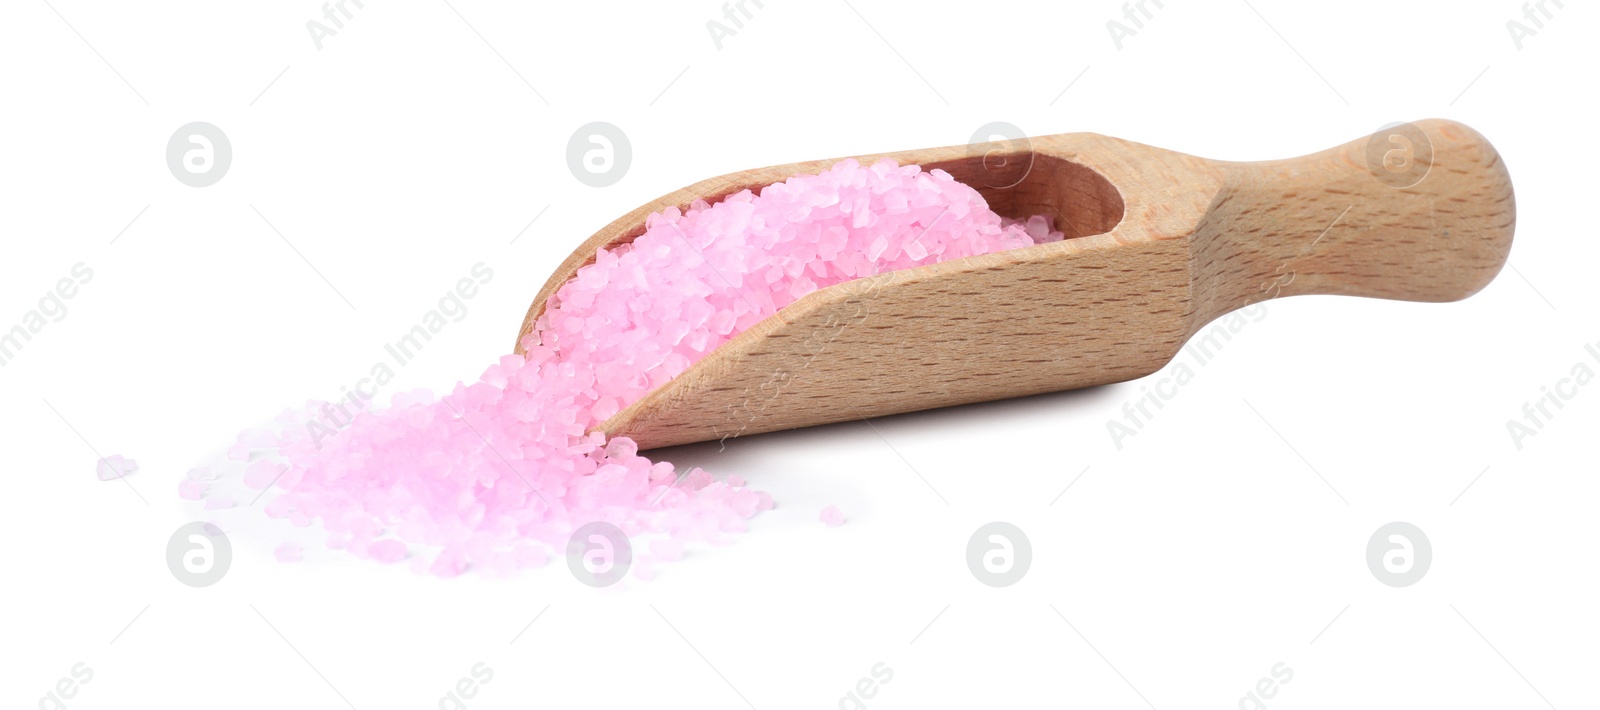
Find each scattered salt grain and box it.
[325,531,353,550]
[177,479,207,500]
[243,460,281,490]
[274,542,302,563]
[820,505,845,527]
[95,455,137,481]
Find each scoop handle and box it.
[1189,118,1515,325]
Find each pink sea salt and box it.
[429,547,468,578]
[274,542,302,563]
[650,538,685,562]
[96,455,136,481]
[206,158,1062,577]
[819,505,845,527]
[243,460,282,489]
[177,479,207,500]
[228,428,285,462]
[369,539,409,564]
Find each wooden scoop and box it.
[516,118,1514,449]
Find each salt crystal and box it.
[429,547,467,578]
[178,479,207,500]
[96,455,137,481]
[1025,214,1050,240]
[904,237,928,261]
[369,539,408,564]
[275,542,303,563]
[243,460,282,490]
[820,505,845,527]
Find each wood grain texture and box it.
[515,119,1514,449]
[1188,119,1515,329]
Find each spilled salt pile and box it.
[198,158,1063,577]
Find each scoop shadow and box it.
[641,381,1126,473]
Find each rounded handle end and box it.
[1193,119,1516,325]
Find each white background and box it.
[2,0,1595,708]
